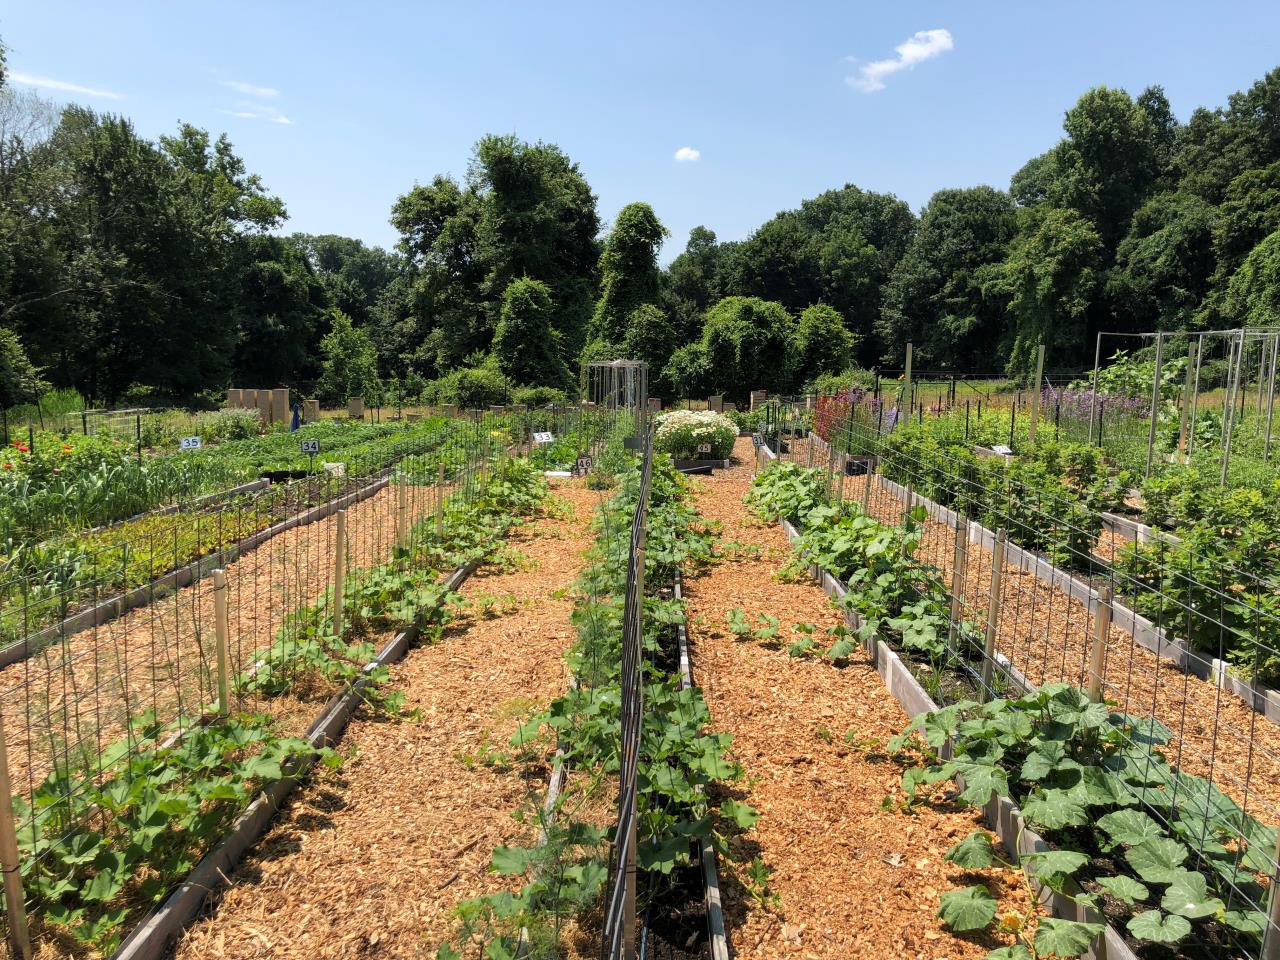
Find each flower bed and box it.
[654,410,736,460]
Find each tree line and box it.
[2,38,1279,407]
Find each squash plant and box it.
[15,712,338,954]
[890,684,1273,959]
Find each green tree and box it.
[983,207,1103,379]
[1050,86,1160,247]
[793,304,855,383]
[0,325,45,406]
[622,303,678,395]
[1224,229,1280,326]
[661,226,725,342]
[699,296,795,396]
[591,201,668,346]
[720,184,914,358]
[492,277,569,387]
[1108,192,1217,332]
[878,186,1017,369]
[316,309,382,405]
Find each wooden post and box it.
[1145,333,1165,479]
[213,569,230,717]
[1178,340,1198,459]
[0,710,33,960]
[902,343,913,421]
[979,529,1006,701]
[862,458,874,514]
[1027,343,1045,448]
[1088,584,1114,703]
[436,462,446,539]
[947,512,968,655]
[904,483,914,522]
[397,477,408,548]
[332,509,347,638]
[1264,830,1280,960]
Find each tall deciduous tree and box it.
[590,201,668,347]
[878,187,1017,370]
[983,207,1103,379]
[492,277,569,388]
[317,309,382,405]
[699,296,795,396]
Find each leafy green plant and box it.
[890,684,1274,959]
[15,713,338,953]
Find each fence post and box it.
[1027,343,1045,448]
[136,414,142,464]
[437,462,446,539]
[947,512,968,655]
[862,457,873,513]
[0,709,33,960]
[397,476,408,548]
[1145,332,1165,479]
[332,509,347,638]
[1088,584,1114,703]
[902,343,913,423]
[1178,339,1198,460]
[1264,830,1280,960]
[213,569,230,717]
[979,529,1006,701]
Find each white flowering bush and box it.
[653,410,737,460]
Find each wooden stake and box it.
[436,462,446,539]
[332,509,347,638]
[1264,829,1280,960]
[0,710,32,960]
[397,477,408,548]
[1027,343,1046,448]
[947,513,968,655]
[1088,584,1114,703]
[979,529,1006,702]
[213,569,230,717]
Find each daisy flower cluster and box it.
[653,410,736,460]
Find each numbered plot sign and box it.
[533,431,554,444]
[575,456,593,476]
[697,443,713,455]
[180,436,202,450]
[300,439,321,455]
[752,434,762,447]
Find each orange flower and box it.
[2,463,11,470]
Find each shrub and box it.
[792,304,856,383]
[700,296,796,397]
[493,278,571,389]
[653,410,736,460]
[805,366,876,396]
[513,386,569,408]
[427,367,513,408]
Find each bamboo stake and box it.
[332,509,347,638]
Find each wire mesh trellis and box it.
[0,408,539,956]
[763,388,1280,958]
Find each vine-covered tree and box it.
[793,304,855,384]
[492,277,570,388]
[699,296,795,396]
[316,309,382,405]
[590,202,668,348]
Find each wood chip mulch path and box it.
[171,481,606,960]
[683,438,1030,960]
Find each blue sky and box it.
[4,2,1280,263]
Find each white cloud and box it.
[219,79,280,98]
[9,71,122,100]
[220,101,294,125]
[847,28,953,93]
[673,146,701,163]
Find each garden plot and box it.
[851,473,1280,831]
[172,482,600,960]
[680,437,1031,959]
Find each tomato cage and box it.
[584,359,650,441]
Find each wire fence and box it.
[599,433,652,960]
[0,404,629,957]
[756,395,1280,958]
